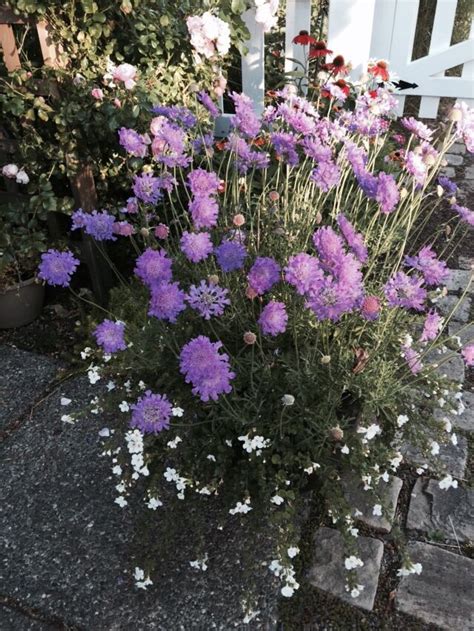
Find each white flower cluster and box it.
[357,423,382,443]
[2,163,29,184]
[164,467,187,499]
[268,557,299,597]
[238,433,271,456]
[126,429,149,480]
[439,474,458,490]
[134,566,152,589]
[167,436,182,449]
[229,498,252,515]
[186,12,230,62]
[346,582,365,599]
[397,562,422,577]
[189,554,208,571]
[254,0,279,33]
[87,365,101,385]
[344,555,364,570]
[147,496,163,510]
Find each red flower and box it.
[293,30,316,46]
[308,41,333,58]
[321,54,348,75]
[368,59,389,82]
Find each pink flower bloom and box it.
[186,12,230,61]
[420,310,443,343]
[154,223,169,239]
[461,344,474,366]
[91,88,104,100]
[361,295,380,321]
[403,345,423,374]
[112,63,137,89]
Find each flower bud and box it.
[400,187,408,199]
[140,227,150,237]
[315,211,323,224]
[449,108,462,122]
[436,185,444,197]
[246,286,258,300]
[268,190,280,202]
[243,331,257,345]
[329,426,344,441]
[282,394,295,406]
[208,274,219,285]
[154,223,169,239]
[320,355,331,364]
[233,213,245,227]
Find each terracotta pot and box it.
[0,277,45,329]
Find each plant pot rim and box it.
[0,275,39,294]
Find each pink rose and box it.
[91,88,104,100]
[112,63,137,90]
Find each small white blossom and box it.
[281,585,294,597]
[397,414,409,427]
[207,454,216,462]
[167,436,182,449]
[229,499,252,515]
[87,366,101,384]
[60,397,72,406]
[115,496,127,508]
[189,554,208,571]
[271,495,284,505]
[119,401,130,413]
[61,414,74,424]
[134,567,152,589]
[451,433,458,446]
[373,504,382,516]
[106,381,116,391]
[147,497,163,510]
[430,440,440,456]
[112,465,122,476]
[357,423,381,442]
[281,394,295,406]
[303,462,321,474]
[80,347,92,359]
[350,584,365,598]
[439,474,458,490]
[389,453,403,470]
[397,563,422,577]
[172,406,184,417]
[98,427,110,437]
[287,546,299,559]
[443,417,452,433]
[164,467,178,482]
[341,444,350,454]
[345,556,364,570]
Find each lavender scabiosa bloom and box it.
[461,344,474,367]
[405,151,427,185]
[133,172,162,205]
[336,253,364,305]
[113,221,134,237]
[151,105,197,129]
[230,92,261,137]
[71,208,88,230]
[284,253,324,295]
[402,345,423,374]
[123,197,139,214]
[437,176,457,196]
[118,127,148,157]
[300,138,332,163]
[187,280,230,320]
[258,301,288,336]
[151,120,190,168]
[337,214,368,263]
[344,141,367,175]
[452,203,474,227]
[451,102,474,153]
[376,172,399,214]
[215,240,247,272]
[75,210,116,241]
[271,132,299,166]
[361,295,381,321]
[312,226,346,272]
[38,249,79,287]
[188,168,220,197]
[134,248,172,287]
[384,272,427,311]
[148,281,186,322]
[192,133,214,155]
[197,91,220,117]
[306,277,355,322]
[179,335,235,402]
[420,310,443,343]
[189,196,219,229]
[93,320,126,353]
[401,117,433,141]
[404,246,448,286]
[227,134,270,173]
[357,170,378,199]
[248,257,281,295]
[310,160,341,192]
[180,231,213,263]
[130,391,172,434]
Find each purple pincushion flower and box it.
[403,344,423,374]
[133,173,162,205]
[187,280,230,320]
[312,226,346,273]
[247,257,281,295]
[420,310,443,343]
[72,210,116,241]
[197,91,220,118]
[179,335,235,402]
[310,160,341,192]
[405,151,427,185]
[130,390,172,434]
[135,248,172,287]
[258,301,288,336]
[180,231,213,263]
[384,271,427,311]
[357,170,378,199]
[118,127,148,158]
[437,176,457,196]
[71,209,88,230]
[271,132,299,166]
[306,277,355,321]
[300,138,332,163]
[453,204,474,227]
[187,168,220,197]
[189,196,219,229]
[401,117,433,141]
[461,344,474,367]
[376,172,399,214]
[38,249,79,287]
[93,319,126,353]
[404,246,448,286]
[148,281,186,322]
[337,214,368,263]
[215,240,247,272]
[230,92,261,137]
[284,253,323,295]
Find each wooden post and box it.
[0,23,20,70]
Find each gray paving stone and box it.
[449,321,474,346]
[307,527,383,612]
[459,255,474,270]
[401,432,467,478]
[465,164,474,179]
[0,345,60,430]
[0,377,279,630]
[449,142,466,155]
[425,348,465,383]
[440,166,456,178]
[434,293,471,323]
[445,153,464,166]
[342,475,402,534]
[407,478,474,543]
[434,391,474,432]
[0,607,53,631]
[444,268,473,293]
[395,541,474,630]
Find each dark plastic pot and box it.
[0,277,45,329]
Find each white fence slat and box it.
[241,8,265,115]
[284,0,312,92]
[388,0,420,116]
[419,0,457,118]
[327,0,377,79]
[369,0,397,60]
[457,18,474,110]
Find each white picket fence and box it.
[235,0,474,119]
